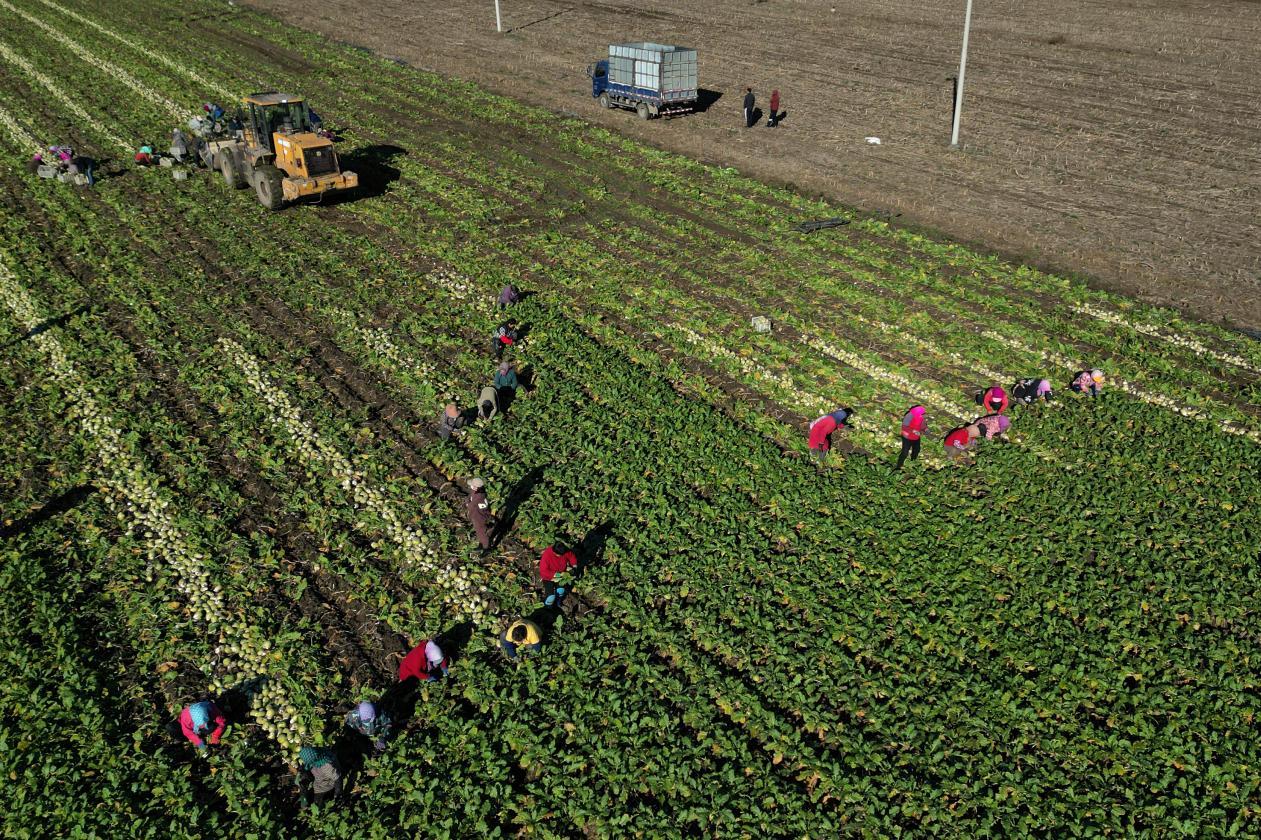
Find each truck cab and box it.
[588,59,609,98]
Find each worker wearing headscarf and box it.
[344,700,392,752]
[1012,377,1052,404]
[974,413,1011,440]
[975,385,1009,414]
[398,639,449,682]
[179,699,227,753]
[1071,369,1104,397]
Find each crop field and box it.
[0,0,1259,836]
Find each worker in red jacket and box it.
[398,639,449,682]
[539,543,578,606]
[896,405,926,470]
[974,385,1009,414]
[807,407,853,465]
[943,423,981,462]
[180,699,227,754]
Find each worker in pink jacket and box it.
[896,405,926,470]
[974,413,1011,440]
[180,700,227,754]
[1071,369,1104,397]
[975,385,1009,414]
[807,407,853,464]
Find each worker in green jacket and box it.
[494,361,519,412]
[296,745,343,807]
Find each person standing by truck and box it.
[743,88,756,128]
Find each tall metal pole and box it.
[949,0,973,148]
[495,0,502,32]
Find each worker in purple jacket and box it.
[498,284,520,309]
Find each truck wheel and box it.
[219,155,245,189]
[253,165,285,211]
[598,92,610,109]
[636,102,650,121]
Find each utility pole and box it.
[949,0,973,148]
[495,0,502,32]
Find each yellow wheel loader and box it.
[199,92,357,210]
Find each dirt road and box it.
[245,0,1261,332]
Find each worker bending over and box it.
[500,618,543,661]
[974,385,1009,414]
[399,639,449,682]
[896,405,927,470]
[943,423,981,462]
[344,700,392,753]
[1071,369,1104,397]
[180,699,227,755]
[807,407,853,465]
[438,403,466,440]
[1012,377,1052,404]
[974,413,1011,440]
[478,385,499,421]
[295,746,343,808]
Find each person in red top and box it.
[943,423,981,462]
[766,89,781,127]
[179,700,227,754]
[974,386,1009,414]
[896,405,926,470]
[398,639,449,682]
[807,407,853,465]
[539,542,578,606]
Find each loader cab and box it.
[241,92,311,155]
[588,60,609,98]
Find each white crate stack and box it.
[608,43,697,99]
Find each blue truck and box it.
[587,43,698,120]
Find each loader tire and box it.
[219,155,245,189]
[598,92,610,109]
[636,102,650,121]
[254,165,285,211]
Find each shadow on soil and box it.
[310,144,406,206]
[694,88,723,113]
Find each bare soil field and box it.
[244,0,1261,333]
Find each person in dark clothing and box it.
[466,478,493,551]
[438,403,465,440]
[68,155,96,187]
[766,89,780,127]
[1012,377,1053,403]
[492,321,519,361]
[743,88,755,128]
[25,153,43,175]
